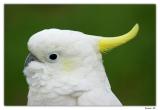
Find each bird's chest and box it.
[26,68,99,106]
[27,72,89,95]
[27,74,86,105]
[27,88,78,105]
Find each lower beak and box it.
[24,53,39,67]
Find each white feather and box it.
[24,28,122,106]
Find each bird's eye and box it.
[49,54,58,60]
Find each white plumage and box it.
[24,25,139,106]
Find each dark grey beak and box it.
[24,53,39,67]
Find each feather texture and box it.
[24,28,124,106]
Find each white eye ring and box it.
[47,52,59,63]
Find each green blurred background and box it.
[4,4,156,105]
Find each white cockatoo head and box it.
[26,28,101,72]
[24,24,139,90]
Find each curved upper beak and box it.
[24,53,39,67]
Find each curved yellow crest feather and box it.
[99,24,139,52]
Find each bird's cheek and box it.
[62,59,75,72]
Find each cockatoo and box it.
[23,24,139,106]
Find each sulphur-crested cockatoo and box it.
[23,24,139,106]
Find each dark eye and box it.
[49,54,57,60]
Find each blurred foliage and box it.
[4,4,156,105]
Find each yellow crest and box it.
[99,24,139,52]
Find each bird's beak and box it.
[98,24,139,52]
[24,53,40,67]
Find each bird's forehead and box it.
[28,29,95,55]
[28,29,88,45]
